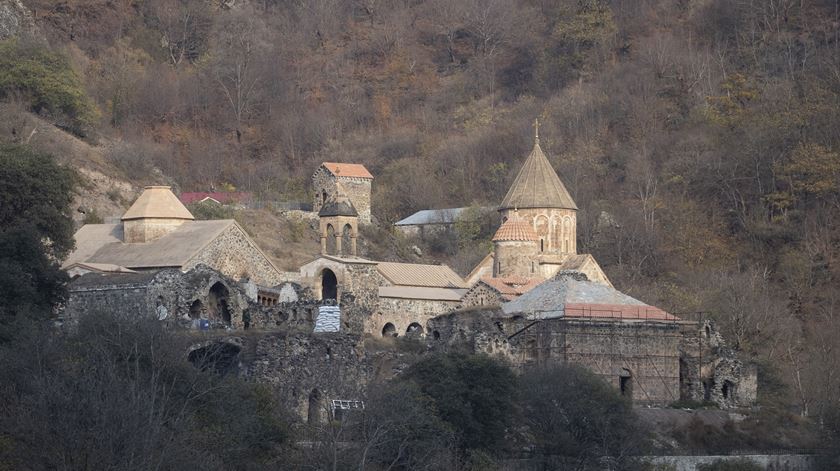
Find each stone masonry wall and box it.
[495,240,539,277]
[460,282,504,308]
[184,223,285,286]
[370,297,461,337]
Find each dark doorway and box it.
[381,322,396,337]
[722,380,735,401]
[321,269,338,301]
[189,299,203,319]
[208,282,231,325]
[619,368,633,399]
[703,379,714,401]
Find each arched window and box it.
[619,368,633,399]
[342,224,353,256]
[325,224,337,255]
[406,322,423,336]
[381,322,396,337]
[321,269,338,301]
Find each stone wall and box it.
[184,223,285,286]
[312,168,372,224]
[495,240,539,277]
[299,257,383,310]
[371,296,461,337]
[460,282,504,308]
[123,218,186,243]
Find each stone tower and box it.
[492,211,540,278]
[499,121,577,255]
[312,163,373,224]
[319,195,359,257]
[122,186,195,243]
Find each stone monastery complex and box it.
[62,124,757,422]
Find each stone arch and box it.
[381,322,396,337]
[341,224,353,256]
[189,299,203,319]
[208,282,231,325]
[308,388,322,425]
[325,224,337,255]
[619,368,633,398]
[321,269,338,301]
[406,322,424,336]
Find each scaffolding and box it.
[508,309,706,405]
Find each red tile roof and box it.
[492,213,539,242]
[480,276,543,301]
[563,303,679,321]
[322,162,374,179]
[179,192,252,205]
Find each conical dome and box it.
[499,131,577,211]
[492,212,538,242]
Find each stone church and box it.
[60,124,757,418]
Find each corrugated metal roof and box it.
[69,220,234,269]
[377,262,466,288]
[378,286,467,301]
[499,139,577,210]
[322,162,374,179]
[395,207,470,226]
[122,186,195,221]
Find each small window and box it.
[540,239,544,252]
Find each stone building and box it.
[430,272,758,408]
[311,162,373,224]
[468,124,611,289]
[63,186,287,287]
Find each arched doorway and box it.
[208,282,231,325]
[619,368,633,399]
[381,322,396,337]
[321,269,338,301]
[406,322,424,336]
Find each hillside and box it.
[2,0,840,431]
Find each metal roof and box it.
[122,186,195,221]
[378,286,467,301]
[67,220,235,269]
[499,139,577,211]
[395,207,472,226]
[376,262,466,288]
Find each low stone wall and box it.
[647,454,814,471]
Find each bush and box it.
[187,200,235,220]
[0,39,99,136]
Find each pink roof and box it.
[179,192,252,205]
[480,276,543,301]
[563,303,679,321]
[322,162,374,179]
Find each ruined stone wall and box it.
[461,283,503,308]
[679,320,757,408]
[184,223,285,286]
[370,297,461,337]
[312,168,372,224]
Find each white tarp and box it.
[314,306,341,333]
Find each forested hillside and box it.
[2,0,840,430]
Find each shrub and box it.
[0,39,99,136]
